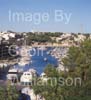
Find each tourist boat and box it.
[7,68,18,82]
[20,68,37,86]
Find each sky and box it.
[0,0,91,33]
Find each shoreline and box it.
[31,43,71,47]
[0,59,18,66]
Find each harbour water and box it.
[15,47,58,75]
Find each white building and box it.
[20,69,37,86]
[0,31,16,41]
[9,33,15,38]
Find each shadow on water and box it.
[0,66,10,80]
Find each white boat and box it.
[7,68,18,81]
[18,61,28,66]
[55,55,59,59]
[20,69,37,86]
[44,58,47,61]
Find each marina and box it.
[14,47,58,75]
[0,46,68,82]
[0,0,90,99]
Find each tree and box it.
[62,39,91,99]
[0,85,19,100]
[33,39,91,100]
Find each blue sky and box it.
[0,0,91,33]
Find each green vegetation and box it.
[33,39,91,100]
[44,32,63,37]
[27,32,62,44]
[28,34,51,43]
[0,39,91,100]
[0,86,19,100]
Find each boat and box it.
[7,68,18,83]
[44,58,47,61]
[47,50,51,55]
[20,68,37,86]
[18,61,28,66]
